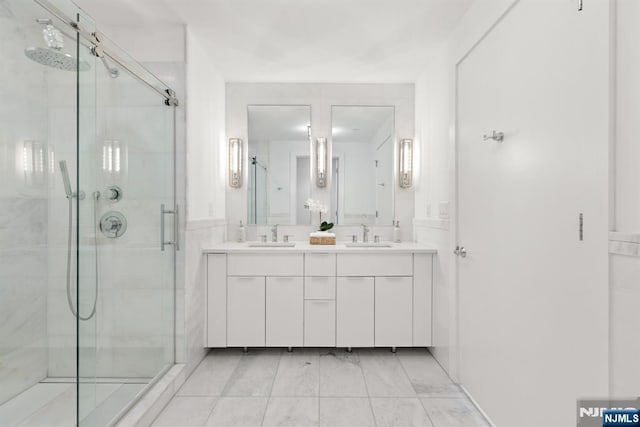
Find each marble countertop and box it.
[203,241,437,254]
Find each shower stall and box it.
[0,0,177,425]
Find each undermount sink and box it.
[248,242,296,247]
[344,242,394,248]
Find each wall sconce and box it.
[315,137,327,188]
[229,138,243,188]
[399,138,413,188]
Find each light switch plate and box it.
[426,203,431,217]
[439,201,449,219]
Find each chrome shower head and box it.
[24,20,90,72]
[25,46,90,71]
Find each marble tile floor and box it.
[152,348,489,427]
[0,380,146,426]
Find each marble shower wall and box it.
[0,3,51,404]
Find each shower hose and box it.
[64,191,99,321]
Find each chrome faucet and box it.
[361,224,370,243]
[271,224,279,242]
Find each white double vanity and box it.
[204,243,436,350]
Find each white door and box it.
[374,277,412,347]
[336,277,374,347]
[266,277,303,347]
[227,276,265,347]
[456,1,609,426]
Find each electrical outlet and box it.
[438,202,449,219]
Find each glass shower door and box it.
[76,15,176,427]
[75,7,99,425]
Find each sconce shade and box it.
[399,138,413,188]
[229,138,243,188]
[316,137,327,188]
[102,140,122,173]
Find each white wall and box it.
[186,32,226,222]
[226,83,415,241]
[614,1,640,232]
[610,0,640,397]
[182,29,227,374]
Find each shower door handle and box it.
[160,204,179,251]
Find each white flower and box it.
[304,199,326,212]
[304,198,315,209]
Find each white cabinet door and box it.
[207,254,227,347]
[227,276,265,347]
[375,277,413,347]
[266,277,303,347]
[304,300,336,347]
[336,277,374,347]
[413,254,432,346]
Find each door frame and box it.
[448,0,521,383]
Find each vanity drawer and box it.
[336,253,413,276]
[304,300,336,347]
[305,253,336,276]
[228,253,303,276]
[304,276,336,300]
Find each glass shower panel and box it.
[77,33,176,426]
[76,7,99,425]
[0,0,94,425]
[0,0,62,412]
[0,1,176,425]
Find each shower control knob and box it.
[100,211,127,238]
[104,185,123,202]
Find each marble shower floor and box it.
[152,348,489,427]
[0,380,147,427]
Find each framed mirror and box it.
[247,105,311,225]
[331,106,395,225]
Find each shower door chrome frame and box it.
[33,0,179,106]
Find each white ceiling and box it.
[73,0,474,83]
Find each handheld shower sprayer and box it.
[58,160,84,200]
[59,159,97,320]
[59,160,72,198]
